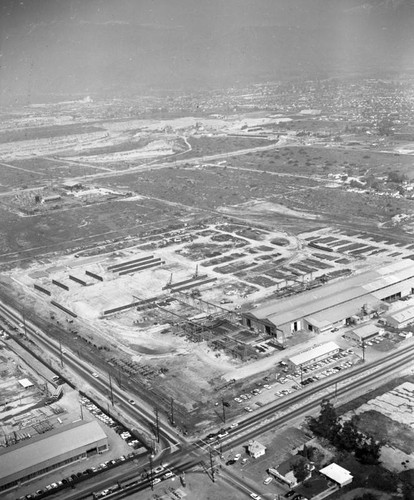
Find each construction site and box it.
[2,213,413,430]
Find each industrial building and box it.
[287,341,340,369]
[242,261,414,344]
[0,420,108,492]
[385,303,414,329]
[344,324,379,344]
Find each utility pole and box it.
[154,407,160,443]
[362,341,366,362]
[22,312,27,338]
[109,372,114,406]
[170,397,175,426]
[149,453,154,491]
[118,366,123,389]
[209,446,215,482]
[59,339,64,368]
[300,364,304,385]
[222,399,226,424]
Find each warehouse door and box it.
[86,447,97,457]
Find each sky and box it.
[0,0,413,104]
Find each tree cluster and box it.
[308,399,382,465]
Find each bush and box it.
[354,494,378,500]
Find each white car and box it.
[250,494,261,500]
[152,478,161,485]
[153,465,164,474]
[218,430,229,438]
[244,407,253,412]
[230,422,239,428]
[92,372,99,378]
[263,477,273,485]
[234,453,242,461]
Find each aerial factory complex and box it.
[1,1,414,500]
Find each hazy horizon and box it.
[1,0,414,105]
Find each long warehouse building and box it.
[0,420,108,492]
[242,260,414,344]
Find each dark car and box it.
[285,491,296,498]
[226,459,236,466]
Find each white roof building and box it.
[319,463,353,487]
[288,341,340,368]
[18,378,34,388]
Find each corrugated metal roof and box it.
[305,296,381,328]
[249,271,378,320]
[0,421,107,484]
[351,323,379,338]
[387,305,414,324]
[289,341,340,366]
[246,261,414,327]
[362,271,414,293]
[370,280,414,300]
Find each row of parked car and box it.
[233,384,272,404]
[80,396,142,449]
[19,455,131,500]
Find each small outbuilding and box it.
[319,463,353,487]
[18,378,34,389]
